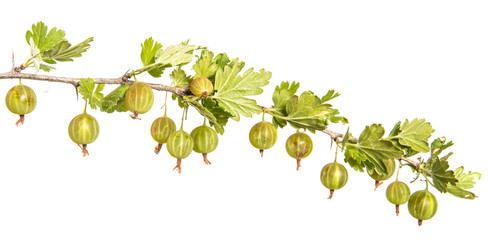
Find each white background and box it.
[0,0,486,239]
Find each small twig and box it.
[0,66,191,97]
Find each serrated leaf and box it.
[213,60,271,121]
[100,85,130,113]
[387,118,434,153]
[26,21,65,52]
[355,124,403,174]
[183,96,225,134]
[446,167,481,199]
[214,53,230,70]
[429,137,454,163]
[42,37,93,63]
[282,91,334,131]
[193,49,219,79]
[272,81,300,114]
[79,78,104,110]
[140,37,163,78]
[169,68,192,88]
[430,158,457,193]
[321,89,340,103]
[344,145,369,172]
[28,38,41,72]
[155,43,197,67]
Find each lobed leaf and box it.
[446,167,481,199]
[140,37,163,77]
[213,60,271,121]
[26,21,65,53]
[79,78,104,110]
[349,124,403,174]
[42,37,93,64]
[388,118,434,153]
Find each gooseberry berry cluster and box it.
[0,21,481,227]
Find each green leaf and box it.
[344,145,370,172]
[430,158,457,193]
[213,59,271,121]
[169,68,192,88]
[155,42,197,67]
[352,124,403,174]
[321,89,340,103]
[214,53,231,70]
[42,37,93,63]
[429,137,454,163]
[446,167,481,199]
[183,96,225,134]
[28,38,42,72]
[283,91,334,132]
[140,37,163,78]
[202,98,233,132]
[79,78,104,110]
[100,85,130,113]
[272,81,300,114]
[25,21,65,53]
[387,118,434,153]
[193,49,219,79]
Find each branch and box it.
[0,67,191,97]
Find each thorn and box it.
[74,84,79,101]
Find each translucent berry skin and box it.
[68,113,99,145]
[249,121,278,150]
[191,125,218,154]
[124,82,154,114]
[166,130,194,159]
[369,158,396,181]
[408,190,438,225]
[285,132,313,159]
[150,116,176,144]
[190,77,213,98]
[5,84,37,115]
[386,181,411,205]
[320,162,348,190]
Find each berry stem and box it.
[83,99,88,114]
[154,143,163,154]
[173,159,182,173]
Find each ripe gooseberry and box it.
[368,158,396,190]
[150,116,176,154]
[191,124,218,165]
[68,113,99,157]
[320,162,348,199]
[190,77,213,98]
[166,129,194,173]
[124,81,154,119]
[249,121,278,157]
[386,181,411,216]
[408,189,438,226]
[285,132,313,170]
[5,84,37,126]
